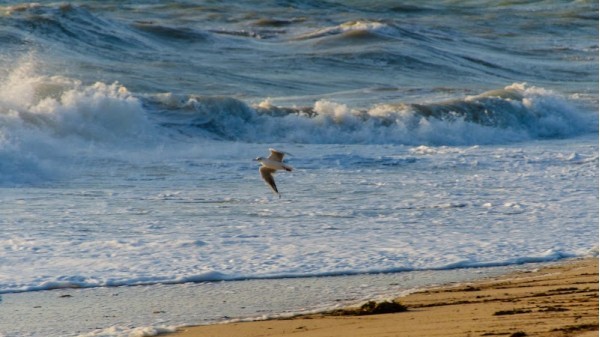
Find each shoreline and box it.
[165,257,598,337]
[0,260,564,336]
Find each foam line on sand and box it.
[164,258,598,337]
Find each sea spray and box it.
[0,59,159,184]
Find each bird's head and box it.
[253,156,264,162]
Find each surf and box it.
[148,83,597,145]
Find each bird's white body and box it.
[256,158,293,172]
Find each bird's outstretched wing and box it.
[268,148,286,162]
[259,166,279,196]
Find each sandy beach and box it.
[166,258,598,337]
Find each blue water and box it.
[0,1,597,336]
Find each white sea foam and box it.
[76,325,177,337]
[151,82,597,145]
[0,58,154,143]
[1,135,598,295]
[0,58,161,184]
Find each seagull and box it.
[254,148,293,198]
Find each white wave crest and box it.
[294,20,398,40]
[0,60,152,143]
[0,57,159,184]
[247,83,597,145]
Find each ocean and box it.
[0,1,598,336]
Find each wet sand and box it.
[166,258,598,337]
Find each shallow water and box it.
[0,262,540,337]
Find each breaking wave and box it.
[149,83,597,145]
[0,57,597,184]
[1,59,597,150]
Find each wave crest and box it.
[0,58,156,184]
[294,20,401,42]
[151,83,597,145]
[1,62,151,143]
